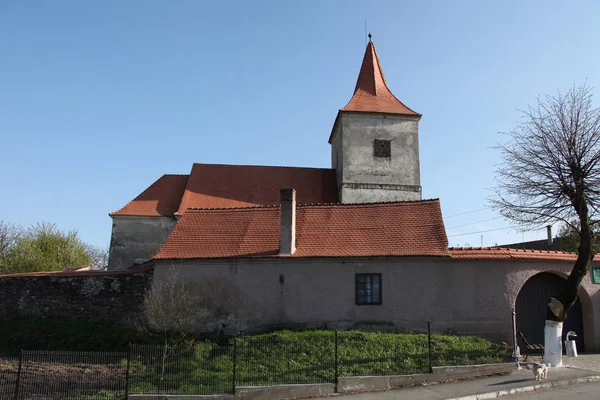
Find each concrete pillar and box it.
[279,188,296,255]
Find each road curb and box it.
[445,375,600,400]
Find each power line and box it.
[447,226,513,237]
[447,217,501,230]
[445,208,488,218]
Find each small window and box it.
[356,273,382,305]
[374,139,391,158]
[592,268,600,284]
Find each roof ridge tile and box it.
[191,162,334,171]
[187,205,280,212]
[183,198,442,213]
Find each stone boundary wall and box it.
[0,266,153,326]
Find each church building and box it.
[108,38,600,352]
[109,36,423,270]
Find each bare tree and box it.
[197,279,261,335]
[492,83,600,365]
[137,265,208,383]
[0,221,22,258]
[85,244,109,270]
[0,221,22,274]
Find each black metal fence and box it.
[2,320,515,399]
[337,327,430,376]
[129,344,233,395]
[430,321,515,367]
[236,333,336,387]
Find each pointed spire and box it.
[342,39,418,115]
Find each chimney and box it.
[547,225,553,246]
[279,189,297,255]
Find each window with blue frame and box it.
[355,273,382,305]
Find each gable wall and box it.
[108,216,177,270]
[330,120,343,200]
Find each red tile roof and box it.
[154,199,449,259]
[449,247,599,262]
[175,164,338,215]
[111,165,338,218]
[342,40,419,115]
[110,174,189,217]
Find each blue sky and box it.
[1,0,599,250]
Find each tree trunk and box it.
[544,194,594,366]
[160,337,168,392]
[543,321,563,366]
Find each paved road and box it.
[508,381,600,399]
[317,367,599,400]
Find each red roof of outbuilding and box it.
[342,40,419,115]
[154,199,449,259]
[449,247,599,262]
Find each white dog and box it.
[531,362,551,380]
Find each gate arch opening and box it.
[515,272,586,352]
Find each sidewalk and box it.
[318,354,600,400]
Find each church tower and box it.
[330,36,422,203]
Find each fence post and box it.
[511,309,518,363]
[394,337,398,371]
[427,321,433,373]
[232,337,237,395]
[13,349,23,400]
[124,344,131,400]
[334,330,338,393]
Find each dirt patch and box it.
[1,358,126,399]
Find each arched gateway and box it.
[515,272,585,352]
